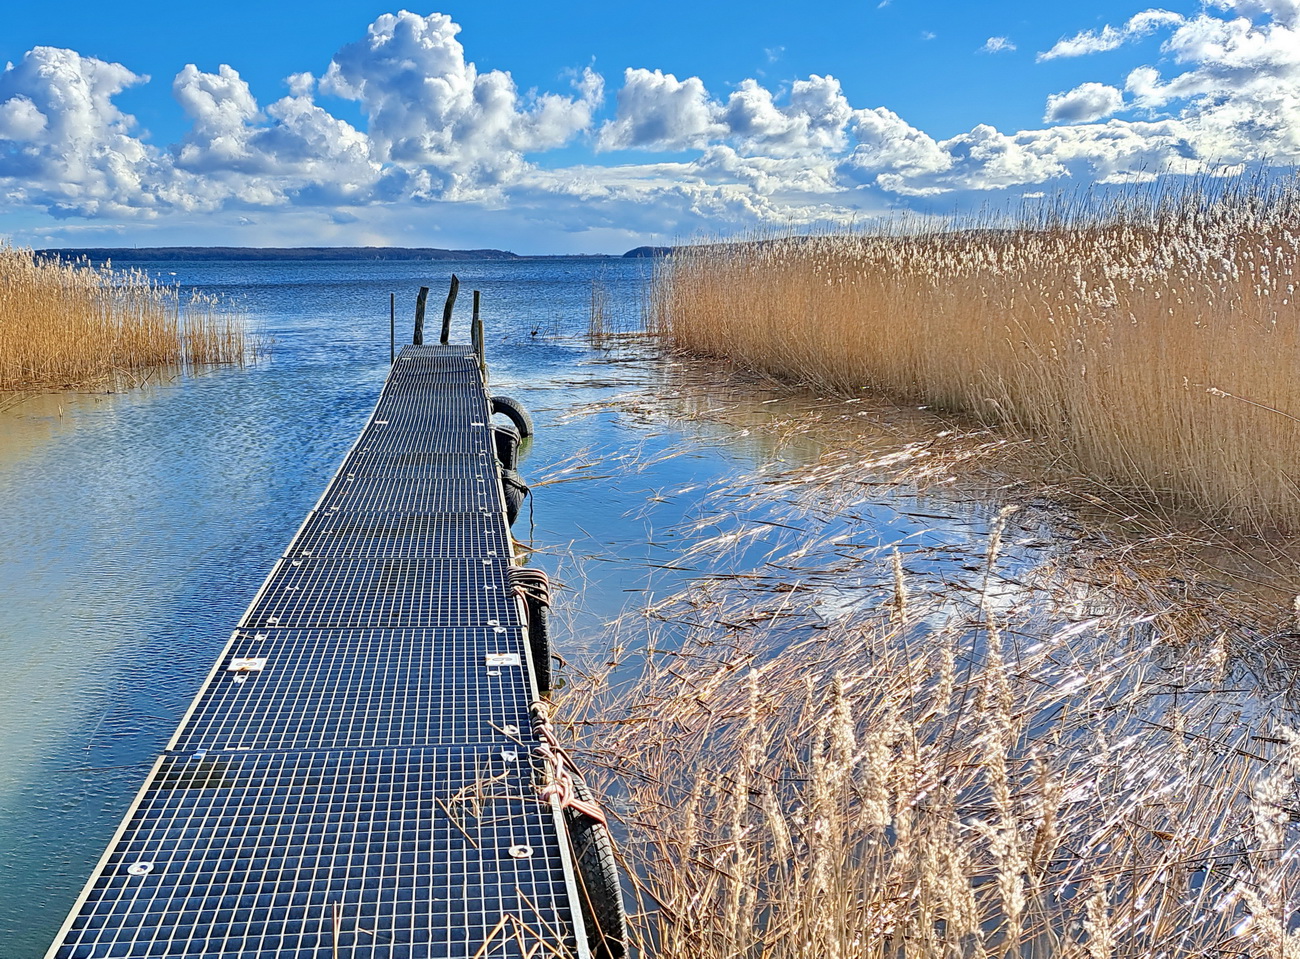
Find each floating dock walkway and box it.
[47,343,613,959]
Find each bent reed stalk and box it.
[648,177,1300,527]
[0,244,252,390]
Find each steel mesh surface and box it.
[396,345,475,357]
[48,343,580,959]
[353,422,493,456]
[338,450,497,479]
[242,558,523,630]
[172,627,533,752]
[319,454,501,514]
[385,347,478,370]
[366,407,490,430]
[289,512,511,559]
[386,351,481,384]
[317,478,499,514]
[373,394,491,421]
[366,384,489,422]
[386,369,485,388]
[388,351,477,367]
[53,747,576,959]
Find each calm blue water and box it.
[0,257,692,953]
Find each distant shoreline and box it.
[33,245,673,263]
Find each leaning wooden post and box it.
[389,292,395,364]
[439,274,460,345]
[471,290,484,374]
[413,286,429,345]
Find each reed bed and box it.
[543,364,1300,958]
[648,178,1300,528]
[559,490,1299,959]
[0,244,252,390]
[565,584,1297,958]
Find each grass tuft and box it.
[562,524,1297,959]
[0,244,253,391]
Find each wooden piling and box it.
[471,290,484,374]
[439,275,460,345]
[413,286,429,345]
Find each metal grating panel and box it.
[288,512,512,559]
[319,470,499,514]
[380,379,487,395]
[384,348,479,376]
[384,368,485,390]
[353,422,493,456]
[373,394,491,421]
[387,350,478,371]
[47,342,587,959]
[377,388,487,408]
[172,627,534,751]
[53,747,577,959]
[385,353,478,370]
[361,415,491,441]
[339,450,498,480]
[241,558,524,630]
[397,345,475,357]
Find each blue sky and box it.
[1,1,1293,253]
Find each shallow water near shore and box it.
[1,257,1296,955]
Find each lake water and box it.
[0,257,669,953]
[1,257,1292,956]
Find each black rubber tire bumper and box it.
[491,395,534,439]
[501,468,529,526]
[566,776,628,959]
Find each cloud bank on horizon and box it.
[1,2,1298,251]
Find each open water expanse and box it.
[2,256,1295,956]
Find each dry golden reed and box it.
[546,375,1300,959]
[562,532,1299,959]
[0,244,251,390]
[648,178,1300,527]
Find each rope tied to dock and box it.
[530,700,607,826]
[509,567,551,626]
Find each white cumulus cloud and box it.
[1215,0,1300,28]
[597,68,722,151]
[602,69,857,157]
[173,64,262,170]
[0,46,156,215]
[1101,5,1300,164]
[320,11,601,193]
[286,72,315,97]
[1039,10,1185,60]
[10,5,1300,248]
[171,63,379,208]
[1045,82,1126,123]
[842,107,952,183]
[722,74,854,155]
[0,95,45,139]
